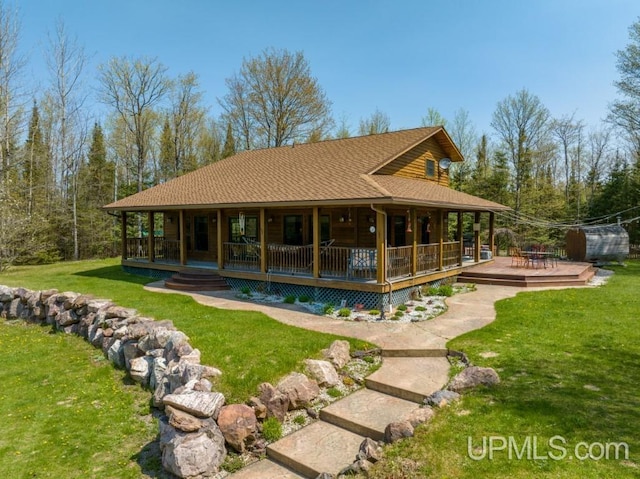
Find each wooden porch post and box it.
[489,211,495,256]
[376,210,386,283]
[179,210,187,266]
[312,207,320,278]
[217,210,224,269]
[457,211,463,265]
[121,211,127,259]
[411,208,417,276]
[438,210,444,270]
[147,212,155,263]
[260,208,267,273]
[474,211,481,263]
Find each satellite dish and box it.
[439,157,452,170]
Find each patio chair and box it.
[510,247,529,268]
[347,248,377,279]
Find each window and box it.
[229,215,258,243]
[425,159,436,178]
[284,215,303,245]
[194,216,209,251]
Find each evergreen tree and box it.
[23,102,50,216]
[221,122,236,159]
[159,117,176,181]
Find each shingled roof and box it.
[104,126,509,212]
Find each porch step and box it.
[164,270,230,291]
[458,266,595,288]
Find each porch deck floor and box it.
[459,256,595,287]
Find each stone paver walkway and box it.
[144,281,582,477]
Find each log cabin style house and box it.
[104,126,509,309]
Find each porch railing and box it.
[267,244,313,274]
[223,242,261,271]
[443,241,462,268]
[125,237,147,259]
[155,238,180,261]
[417,243,440,274]
[387,246,412,278]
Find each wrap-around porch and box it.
[121,206,496,290]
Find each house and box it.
[104,126,509,309]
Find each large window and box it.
[309,214,331,243]
[284,215,303,245]
[229,215,258,243]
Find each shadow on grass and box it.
[74,265,155,286]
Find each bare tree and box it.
[45,19,89,260]
[551,113,584,201]
[220,48,332,149]
[420,107,447,127]
[448,108,477,190]
[585,127,611,206]
[98,55,169,194]
[358,108,390,135]
[491,89,551,212]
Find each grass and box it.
[366,262,640,478]
[0,258,360,477]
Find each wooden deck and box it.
[458,256,595,287]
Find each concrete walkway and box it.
[143,282,564,477]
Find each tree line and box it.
[0,4,639,269]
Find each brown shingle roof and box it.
[104,127,508,211]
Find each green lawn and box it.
[0,258,360,478]
[366,261,640,478]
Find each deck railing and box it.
[125,237,147,259]
[387,245,412,278]
[155,238,180,261]
[443,241,462,268]
[267,244,313,274]
[223,242,261,271]
[319,246,351,278]
[417,243,440,274]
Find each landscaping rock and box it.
[339,459,373,476]
[304,359,340,387]
[276,372,320,410]
[384,420,414,443]
[166,405,205,433]
[160,419,226,478]
[248,396,267,420]
[424,389,460,408]
[0,285,13,302]
[258,383,289,422]
[217,404,257,453]
[407,406,435,427]
[323,340,350,369]
[129,356,153,385]
[163,391,225,419]
[107,339,125,369]
[448,366,500,392]
[357,437,382,463]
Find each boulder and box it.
[424,389,461,408]
[338,459,373,476]
[357,437,382,463]
[407,406,435,428]
[57,309,80,326]
[248,396,267,420]
[384,420,414,443]
[0,285,14,302]
[258,383,289,422]
[323,340,351,369]
[304,359,341,387]
[217,404,258,453]
[104,305,137,319]
[166,405,205,433]
[448,366,500,392]
[129,356,153,385]
[163,391,225,419]
[151,357,167,390]
[107,339,125,369]
[160,419,226,478]
[276,372,320,410]
[9,298,23,319]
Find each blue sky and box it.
[18,0,639,136]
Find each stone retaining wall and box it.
[0,284,228,478]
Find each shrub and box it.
[439,284,454,297]
[298,295,311,303]
[368,309,380,316]
[327,387,342,398]
[322,303,335,315]
[396,304,408,311]
[342,376,355,387]
[262,417,282,442]
[393,310,404,318]
[293,414,306,425]
[283,295,296,304]
[362,355,375,364]
[427,286,440,296]
[240,286,251,295]
[415,305,427,312]
[338,307,352,317]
